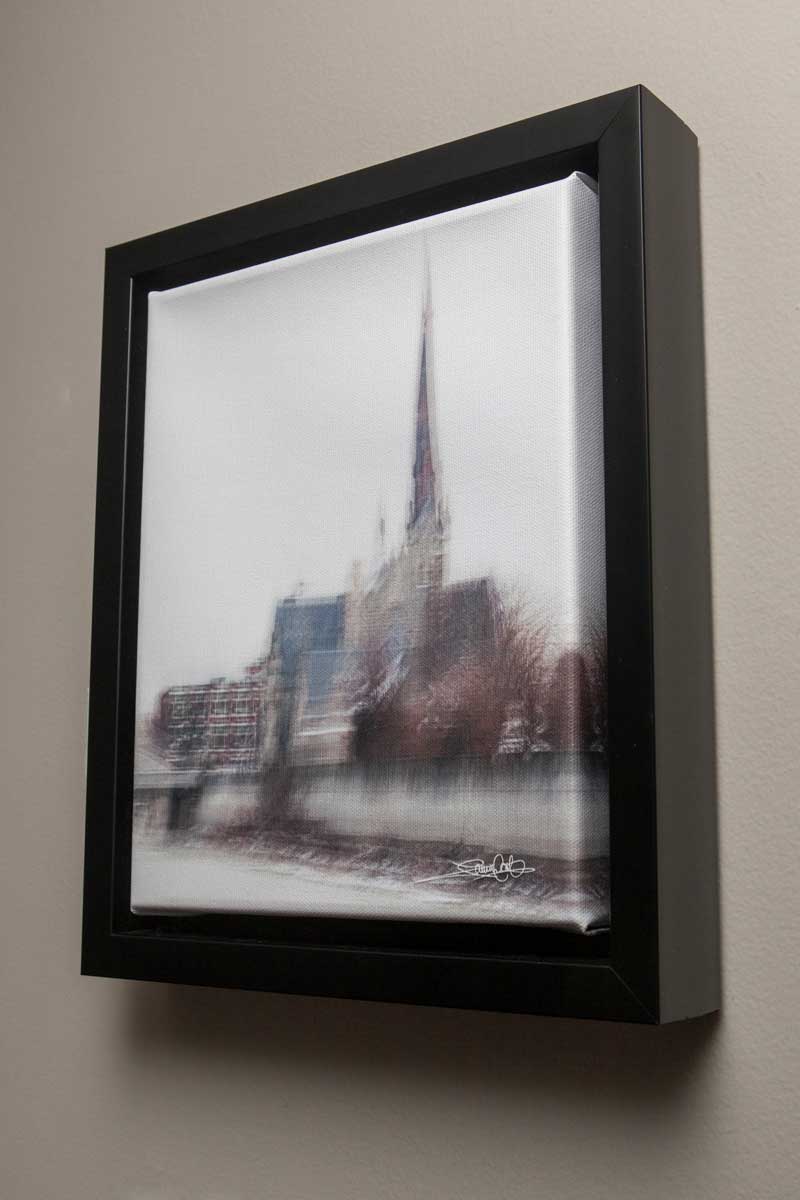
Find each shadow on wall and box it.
[121,980,720,1112]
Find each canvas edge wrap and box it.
[81,85,719,1023]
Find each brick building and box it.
[156,659,264,772]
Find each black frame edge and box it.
[81,250,132,975]
[596,89,660,1021]
[107,88,632,271]
[640,88,721,1022]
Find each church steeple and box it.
[409,256,438,530]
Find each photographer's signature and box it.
[416,853,535,885]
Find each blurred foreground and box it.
[132,754,609,931]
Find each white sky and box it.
[135,173,604,714]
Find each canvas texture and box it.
[131,173,609,932]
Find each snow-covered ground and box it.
[130,844,607,930]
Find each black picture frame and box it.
[81,85,719,1023]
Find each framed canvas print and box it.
[82,85,719,1022]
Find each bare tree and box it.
[544,649,596,751]
[405,588,550,761]
[585,622,608,752]
[348,585,552,763]
[491,590,550,753]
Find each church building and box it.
[259,268,498,769]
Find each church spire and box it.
[409,253,437,530]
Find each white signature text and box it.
[416,853,536,885]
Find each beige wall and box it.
[2,2,798,1197]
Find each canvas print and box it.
[131,172,609,932]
